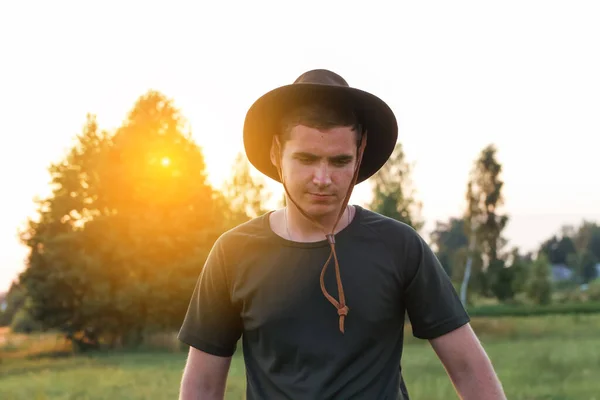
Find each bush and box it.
[0,283,27,327]
[467,301,600,318]
[552,280,600,303]
[525,253,552,305]
[10,308,42,333]
[586,279,600,301]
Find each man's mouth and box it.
[308,193,334,199]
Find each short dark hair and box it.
[278,102,363,144]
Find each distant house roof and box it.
[551,263,600,282]
[551,264,574,281]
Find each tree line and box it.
[422,147,600,306]
[365,136,599,306]
[1,90,599,349]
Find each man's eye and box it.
[333,159,351,166]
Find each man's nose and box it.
[312,162,332,186]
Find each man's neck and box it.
[283,204,353,242]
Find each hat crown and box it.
[293,69,349,87]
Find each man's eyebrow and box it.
[292,152,354,161]
[330,154,354,162]
[292,152,318,158]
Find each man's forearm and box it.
[451,360,506,400]
[179,375,226,400]
[179,383,225,400]
[178,348,231,400]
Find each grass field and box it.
[1,314,600,399]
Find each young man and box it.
[178,69,506,399]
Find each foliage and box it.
[525,253,553,305]
[221,151,271,225]
[10,306,42,333]
[538,220,600,284]
[539,234,576,265]
[0,282,27,327]
[17,91,229,349]
[368,143,424,231]
[484,247,531,303]
[467,301,600,317]
[587,279,600,301]
[507,248,531,296]
[430,217,468,278]
[568,249,598,284]
[572,221,600,261]
[555,279,600,303]
[487,259,513,302]
[463,144,509,299]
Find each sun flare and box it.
[160,157,171,167]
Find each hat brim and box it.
[243,83,398,184]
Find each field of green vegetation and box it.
[2,314,600,400]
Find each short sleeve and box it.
[177,238,242,357]
[403,234,470,340]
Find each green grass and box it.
[402,337,600,399]
[2,314,600,399]
[0,352,246,400]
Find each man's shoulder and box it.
[213,212,274,251]
[355,206,421,242]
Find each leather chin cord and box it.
[273,132,368,333]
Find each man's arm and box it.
[177,235,242,399]
[429,323,506,400]
[179,347,232,400]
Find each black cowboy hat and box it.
[243,69,398,184]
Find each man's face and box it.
[272,124,358,219]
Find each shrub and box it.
[10,308,42,333]
[467,301,600,318]
[585,279,600,301]
[525,253,552,305]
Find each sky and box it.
[1,1,599,292]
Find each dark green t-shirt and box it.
[178,205,470,399]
